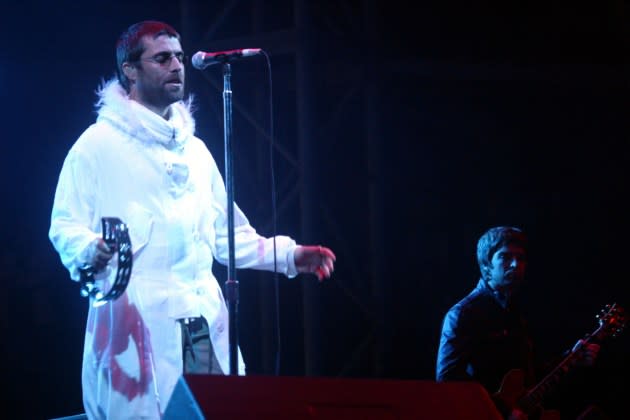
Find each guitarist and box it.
[435,226,600,419]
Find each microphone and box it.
[191,48,262,70]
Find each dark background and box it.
[2,1,628,419]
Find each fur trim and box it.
[94,78,196,140]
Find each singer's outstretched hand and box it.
[294,245,336,281]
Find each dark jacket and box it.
[436,278,535,393]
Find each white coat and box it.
[49,79,298,419]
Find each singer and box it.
[49,20,336,420]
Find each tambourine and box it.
[78,217,133,307]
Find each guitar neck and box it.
[514,303,625,415]
[518,348,581,413]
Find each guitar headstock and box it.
[594,303,626,340]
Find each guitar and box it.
[493,303,626,419]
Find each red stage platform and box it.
[164,374,503,419]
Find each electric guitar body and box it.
[495,369,560,420]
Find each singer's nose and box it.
[168,54,185,70]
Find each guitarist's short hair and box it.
[476,226,528,275]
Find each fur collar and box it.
[94,78,196,149]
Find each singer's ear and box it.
[122,62,138,84]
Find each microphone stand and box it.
[222,62,239,375]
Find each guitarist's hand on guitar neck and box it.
[571,339,600,367]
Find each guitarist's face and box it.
[486,244,527,294]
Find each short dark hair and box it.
[116,20,181,92]
[476,226,528,275]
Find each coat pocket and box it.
[125,202,154,257]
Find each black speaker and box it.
[163,375,206,419]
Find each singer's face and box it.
[131,34,185,116]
